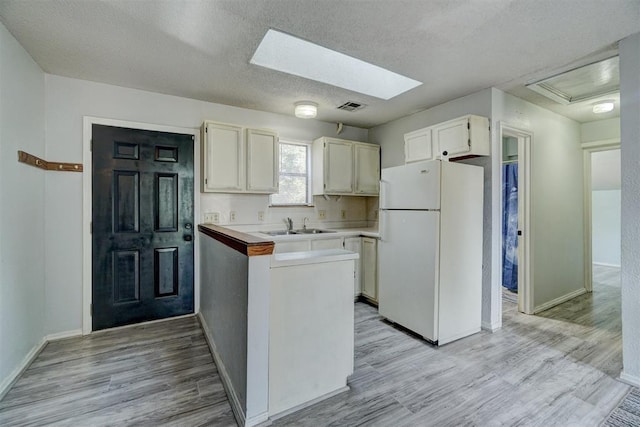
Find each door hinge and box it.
[191,135,195,141]
[205,178,208,185]
[205,126,208,133]
[467,122,470,130]
[90,304,93,316]
[468,138,471,147]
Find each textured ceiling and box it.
[0,0,638,128]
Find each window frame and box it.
[270,139,313,207]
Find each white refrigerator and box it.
[378,160,483,345]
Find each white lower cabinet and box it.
[361,237,378,302]
[274,235,378,301]
[344,237,362,297]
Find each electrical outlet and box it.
[258,211,265,221]
[341,210,347,219]
[318,210,326,220]
[204,212,220,224]
[230,211,237,222]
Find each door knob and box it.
[185,223,192,230]
[184,235,193,242]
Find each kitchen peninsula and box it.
[198,224,358,426]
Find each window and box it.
[270,141,312,206]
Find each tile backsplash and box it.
[200,193,378,231]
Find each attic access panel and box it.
[526,56,619,105]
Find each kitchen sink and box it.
[294,228,336,234]
[260,230,298,236]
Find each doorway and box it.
[583,142,621,293]
[82,118,199,333]
[91,125,195,330]
[499,124,532,315]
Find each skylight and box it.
[250,29,422,100]
[526,56,619,105]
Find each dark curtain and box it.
[502,163,518,292]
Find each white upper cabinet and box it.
[432,115,490,160]
[201,121,278,194]
[202,122,244,192]
[325,139,353,193]
[354,143,381,195]
[246,128,279,193]
[404,127,433,163]
[313,137,380,196]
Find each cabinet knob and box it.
[442,150,448,156]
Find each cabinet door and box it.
[404,128,433,163]
[362,237,377,301]
[433,117,470,159]
[324,140,353,193]
[311,237,344,250]
[344,237,362,297]
[203,122,244,192]
[354,143,380,195]
[247,128,278,193]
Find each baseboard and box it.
[620,371,640,388]
[440,327,482,345]
[197,313,247,427]
[481,321,501,332]
[0,336,47,400]
[269,385,350,421]
[593,262,621,268]
[91,312,196,335]
[534,288,587,314]
[46,329,83,341]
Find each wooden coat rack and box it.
[17,150,83,172]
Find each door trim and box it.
[498,123,533,315]
[581,139,621,293]
[82,117,200,335]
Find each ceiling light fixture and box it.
[294,101,317,119]
[592,101,615,114]
[251,29,422,100]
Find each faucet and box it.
[285,217,293,231]
[303,217,310,230]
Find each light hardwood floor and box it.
[0,316,236,426]
[0,266,625,426]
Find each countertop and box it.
[248,227,379,241]
[271,248,359,268]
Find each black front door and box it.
[92,124,194,331]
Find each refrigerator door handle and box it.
[379,209,386,242]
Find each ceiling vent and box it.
[337,101,366,112]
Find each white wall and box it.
[44,74,368,334]
[591,149,621,266]
[368,89,497,329]
[592,190,621,266]
[581,118,621,143]
[492,89,585,310]
[0,23,46,391]
[199,234,249,412]
[619,32,640,387]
